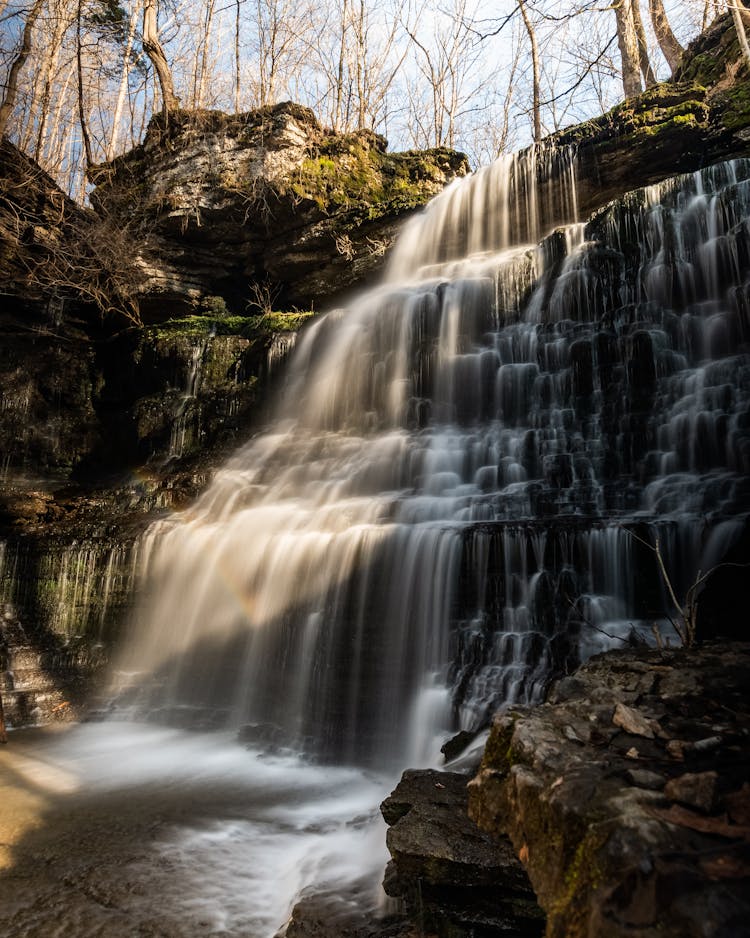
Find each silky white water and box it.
[112,152,750,768]
[0,722,391,937]
[4,147,748,936]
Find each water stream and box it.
[2,148,749,935]
[113,150,750,766]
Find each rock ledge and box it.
[468,644,750,938]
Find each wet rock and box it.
[280,880,413,938]
[381,769,544,938]
[664,771,720,814]
[469,643,750,938]
[625,769,666,790]
[440,729,478,763]
[612,701,656,738]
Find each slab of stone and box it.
[664,771,720,814]
[612,701,656,738]
[381,769,544,938]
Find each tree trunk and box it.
[354,0,366,129]
[614,0,643,99]
[731,2,750,66]
[77,0,94,168]
[518,0,541,143]
[107,0,140,160]
[333,0,349,130]
[0,684,7,744]
[0,0,45,137]
[631,0,656,87]
[196,0,217,107]
[234,0,241,112]
[142,0,179,114]
[33,9,69,162]
[649,0,684,73]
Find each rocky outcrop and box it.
[0,304,309,482]
[0,139,88,303]
[380,769,545,937]
[0,139,143,320]
[468,644,750,938]
[89,104,469,315]
[502,14,750,240]
[553,14,750,221]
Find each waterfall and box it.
[113,150,750,769]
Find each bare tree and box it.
[234,0,241,111]
[404,0,485,149]
[648,0,684,72]
[77,0,95,168]
[142,0,179,113]
[730,1,750,65]
[631,0,656,86]
[253,0,316,107]
[613,0,643,98]
[106,0,141,158]
[0,0,46,136]
[518,0,541,142]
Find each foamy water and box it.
[0,723,393,936]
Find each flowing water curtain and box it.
[115,151,750,765]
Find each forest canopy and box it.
[0,0,740,199]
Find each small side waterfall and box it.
[114,150,750,768]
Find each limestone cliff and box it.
[88,103,470,315]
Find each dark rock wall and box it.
[0,306,308,725]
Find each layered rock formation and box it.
[381,769,545,938]
[88,104,470,315]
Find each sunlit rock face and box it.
[113,148,750,768]
[89,102,470,315]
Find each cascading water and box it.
[4,148,750,938]
[112,149,750,771]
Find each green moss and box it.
[675,16,743,86]
[555,81,709,152]
[144,311,315,340]
[259,310,316,331]
[284,132,468,219]
[482,714,519,773]
[717,78,750,131]
[199,295,229,317]
[547,826,607,936]
[290,139,387,210]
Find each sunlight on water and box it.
[111,155,750,770]
[0,723,392,936]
